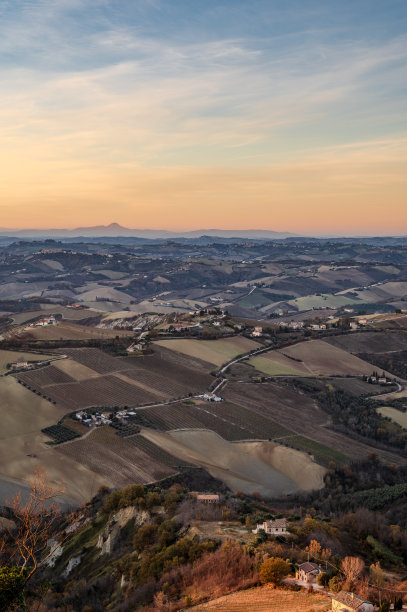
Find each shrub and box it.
[259,557,290,585]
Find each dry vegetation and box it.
[193,586,330,611]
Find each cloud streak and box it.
[0,0,405,231]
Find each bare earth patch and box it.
[141,429,324,497]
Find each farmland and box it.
[249,353,310,376]
[9,320,133,341]
[378,406,407,429]
[223,381,406,466]
[155,337,261,366]
[14,346,213,410]
[141,428,304,497]
[193,586,330,611]
[56,426,176,487]
[324,330,407,354]
[278,339,380,376]
[0,349,55,374]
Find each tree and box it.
[259,557,290,585]
[342,556,365,586]
[306,539,321,559]
[0,468,77,610]
[328,575,342,593]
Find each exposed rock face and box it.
[97,506,150,555]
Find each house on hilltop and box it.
[253,518,287,535]
[331,591,373,612]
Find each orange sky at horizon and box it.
[1,1,406,236]
[1,146,406,235]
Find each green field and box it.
[378,406,407,430]
[288,293,360,310]
[285,435,350,467]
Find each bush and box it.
[0,567,28,611]
[133,524,157,552]
[259,557,290,585]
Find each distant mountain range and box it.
[0,223,296,240]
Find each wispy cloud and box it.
[0,0,405,230]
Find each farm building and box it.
[196,494,220,504]
[296,561,321,583]
[331,591,373,611]
[253,518,287,535]
[35,316,56,326]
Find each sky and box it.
[0,0,406,235]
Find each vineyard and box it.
[342,482,407,511]
[199,402,292,440]
[139,401,272,441]
[17,364,75,386]
[13,346,213,411]
[41,424,81,444]
[128,434,193,468]
[56,426,176,486]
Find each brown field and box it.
[14,347,213,410]
[193,586,329,611]
[57,426,176,487]
[249,352,310,376]
[139,398,290,442]
[0,377,109,503]
[155,336,261,367]
[324,330,407,354]
[0,349,55,374]
[15,320,133,340]
[0,376,65,439]
[142,428,324,497]
[53,359,101,381]
[374,314,407,330]
[280,339,382,376]
[223,381,407,466]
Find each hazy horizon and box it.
[0,1,406,233]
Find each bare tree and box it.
[342,556,365,587]
[0,468,79,609]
